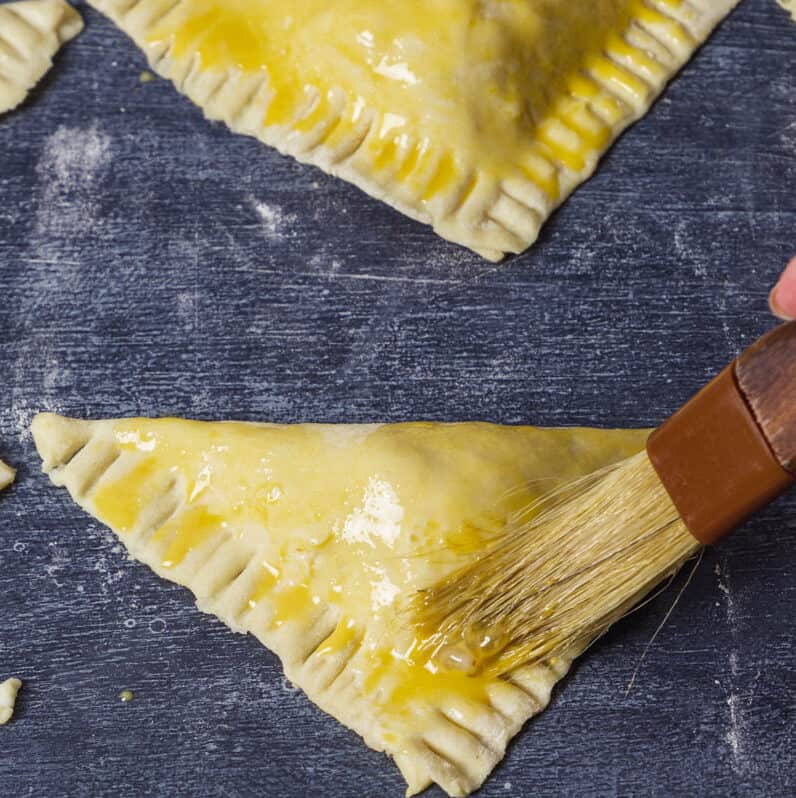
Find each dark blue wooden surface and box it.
[1,1,795,796]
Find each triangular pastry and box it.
[0,0,83,114]
[33,413,647,795]
[87,0,738,259]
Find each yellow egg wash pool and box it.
[88,0,739,259]
[33,412,648,796]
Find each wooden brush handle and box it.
[736,321,796,475]
[647,320,796,545]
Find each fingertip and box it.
[769,291,790,320]
[770,256,796,321]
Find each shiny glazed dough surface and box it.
[147,0,638,176]
[33,413,647,796]
[87,0,739,259]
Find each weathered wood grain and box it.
[1,1,794,795]
[737,321,796,473]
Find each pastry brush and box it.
[416,321,796,677]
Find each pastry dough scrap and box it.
[0,678,22,725]
[0,457,15,491]
[87,0,738,260]
[33,412,648,796]
[0,0,83,114]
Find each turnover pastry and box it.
[88,0,738,259]
[33,412,647,795]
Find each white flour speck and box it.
[369,568,401,609]
[177,290,198,330]
[717,558,754,775]
[253,199,297,240]
[44,544,72,588]
[726,693,741,758]
[10,404,38,441]
[338,476,404,548]
[673,220,708,278]
[715,561,736,625]
[729,651,739,677]
[93,554,126,594]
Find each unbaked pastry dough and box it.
[0,458,15,491]
[32,412,646,795]
[87,0,738,260]
[778,0,796,22]
[0,0,83,114]
[0,678,22,725]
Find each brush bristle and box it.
[414,451,700,676]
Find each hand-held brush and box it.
[416,321,796,677]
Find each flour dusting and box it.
[44,125,111,184]
[10,404,39,441]
[338,476,404,548]
[253,198,297,240]
[369,568,401,609]
[35,124,112,237]
[176,289,199,331]
[726,692,743,762]
[673,220,710,278]
[714,561,736,626]
[716,559,756,776]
